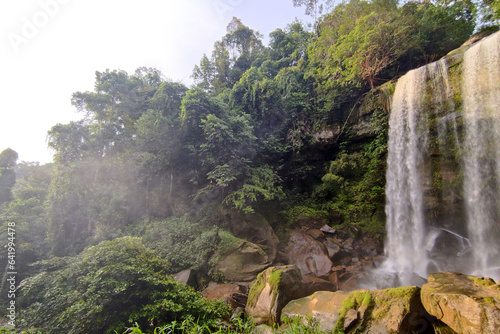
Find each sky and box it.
[0,0,311,164]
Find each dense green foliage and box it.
[1,0,492,332]
[121,315,328,334]
[17,237,230,334]
[0,148,18,205]
[128,216,219,274]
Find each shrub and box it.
[18,237,230,334]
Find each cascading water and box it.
[378,60,453,287]
[376,31,500,287]
[382,65,431,287]
[462,31,500,278]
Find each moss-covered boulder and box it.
[421,272,500,334]
[281,287,433,333]
[245,265,305,325]
[219,208,280,252]
[281,291,350,332]
[216,240,274,282]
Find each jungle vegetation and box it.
[1,0,499,332]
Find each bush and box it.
[18,237,230,334]
[128,216,220,273]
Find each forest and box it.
[1,0,499,333]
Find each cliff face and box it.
[273,31,500,290]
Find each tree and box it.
[0,163,52,296]
[47,121,94,164]
[18,237,230,334]
[269,20,311,64]
[67,68,164,159]
[292,0,334,22]
[0,148,18,204]
[193,18,264,94]
[0,148,18,169]
[308,0,475,109]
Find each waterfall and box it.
[382,62,446,287]
[462,32,500,278]
[378,31,500,286]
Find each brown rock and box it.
[302,274,337,295]
[324,238,342,259]
[231,293,248,308]
[338,275,363,292]
[331,265,345,272]
[281,291,350,332]
[246,265,305,326]
[216,241,273,282]
[306,228,325,240]
[281,287,433,333]
[221,208,280,251]
[329,272,340,290]
[344,309,359,331]
[202,283,243,308]
[320,224,337,234]
[286,230,333,277]
[421,272,500,334]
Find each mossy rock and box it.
[421,272,500,334]
[214,240,274,282]
[246,265,305,326]
[281,286,433,333]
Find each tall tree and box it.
[193,18,264,94]
[293,0,334,21]
[0,148,18,204]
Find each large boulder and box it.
[281,291,349,332]
[282,287,434,333]
[219,208,279,251]
[301,275,337,296]
[421,272,500,334]
[216,240,274,282]
[245,265,305,325]
[201,283,245,308]
[285,230,333,277]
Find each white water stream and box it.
[379,31,500,286]
[462,31,500,278]
[383,64,430,287]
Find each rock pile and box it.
[242,269,500,333]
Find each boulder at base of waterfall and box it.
[285,230,333,277]
[245,265,305,325]
[301,275,337,295]
[281,287,433,333]
[201,283,244,308]
[215,241,273,282]
[421,272,500,334]
[281,291,349,332]
[219,207,280,251]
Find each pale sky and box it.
[0,0,310,164]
